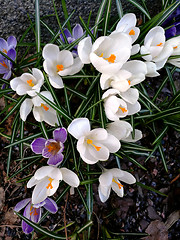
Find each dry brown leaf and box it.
[5,207,18,225]
[165,210,180,230]
[0,187,5,210]
[143,220,168,240]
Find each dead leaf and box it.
[144,220,168,240]
[0,187,5,210]
[165,210,180,230]
[5,207,18,225]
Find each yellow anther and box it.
[41,103,49,111]
[173,46,178,49]
[105,54,116,63]
[56,64,64,72]
[87,139,101,151]
[47,142,60,154]
[128,80,131,85]
[0,61,8,69]
[157,42,163,46]
[46,178,53,189]
[99,53,104,57]
[119,107,127,113]
[30,206,38,216]
[112,178,123,189]
[27,79,35,87]
[2,49,7,54]
[129,29,135,35]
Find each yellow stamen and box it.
[105,54,116,63]
[47,142,60,154]
[128,80,131,85]
[56,64,64,72]
[41,103,49,111]
[30,206,38,216]
[27,79,35,87]
[0,61,8,69]
[2,49,7,54]
[157,42,163,46]
[112,178,123,189]
[173,46,178,49]
[119,107,127,113]
[87,139,101,151]
[34,208,38,216]
[99,53,104,57]
[46,178,53,189]
[129,29,135,35]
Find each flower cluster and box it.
[9,11,180,236]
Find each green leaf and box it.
[136,182,168,197]
[103,0,112,35]
[126,0,151,19]
[35,0,41,53]
[61,0,72,32]
[116,0,123,18]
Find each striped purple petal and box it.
[47,152,64,166]
[22,202,34,234]
[0,38,8,53]
[7,36,17,49]
[53,127,67,143]
[43,198,58,213]
[31,138,46,154]
[7,48,16,61]
[60,29,72,43]
[30,207,41,223]
[72,24,83,39]
[14,198,31,212]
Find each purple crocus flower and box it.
[60,24,84,56]
[14,197,58,234]
[0,36,17,54]
[31,127,67,166]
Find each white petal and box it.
[57,50,74,68]
[16,84,31,95]
[120,88,139,104]
[100,134,120,153]
[127,101,141,115]
[87,128,108,141]
[100,73,113,90]
[111,178,124,197]
[77,37,92,64]
[145,62,160,77]
[98,185,111,203]
[10,77,22,91]
[122,129,142,142]
[154,45,173,62]
[116,13,137,32]
[60,168,80,187]
[49,75,64,89]
[87,143,110,161]
[110,168,136,184]
[59,57,83,76]
[99,170,113,186]
[48,167,62,180]
[31,178,50,204]
[34,166,54,180]
[43,108,58,126]
[131,44,140,55]
[20,99,33,121]
[33,106,44,122]
[107,120,132,140]
[48,180,59,196]
[102,89,119,99]
[43,59,57,76]
[27,176,40,188]
[68,118,90,139]
[32,68,44,83]
[42,43,59,62]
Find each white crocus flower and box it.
[27,166,80,204]
[165,36,180,67]
[78,33,132,74]
[68,118,120,164]
[102,89,141,121]
[98,168,136,202]
[107,120,142,142]
[43,44,83,89]
[100,60,147,92]
[140,26,173,70]
[10,68,44,97]
[20,91,58,126]
[113,13,140,55]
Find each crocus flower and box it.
[0,36,17,55]
[0,48,16,80]
[14,197,58,234]
[31,128,67,166]
[98,168,136,202]
[165,36,180,67]
[42,43,83,89]
[10,68,44,97]
[106,120,142,142]
[20,91,58,126]
[68,118,120,164]
[60,24,84,56]
[27,166,80,204]
[100,60,147,92]
[78,32,132,74]
[140,26,173,70]
[102,88,141,121]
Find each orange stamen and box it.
[157,42,163,46]
[3,49,7,54]
[173,46,178,49]
[129,29,135,35]
[0,61,8,69]
[99,53,104,57]
[27,79,35,87]
[128,80,131,85]
[87,139,101,151]
[119,107,127,113]
[112,178,123,189]
[46,178,53,189]
[41,103,49,111]
[56,64,64,72]
[47,142,60,153]
[105,54,116,63]
[34,208,38,216]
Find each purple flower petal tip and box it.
[31,138,46,154]
[44,198,58,214]
[14,198,31,212]
[22,220,34,234]
[53,127,67,143]
[47,152,64,167]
